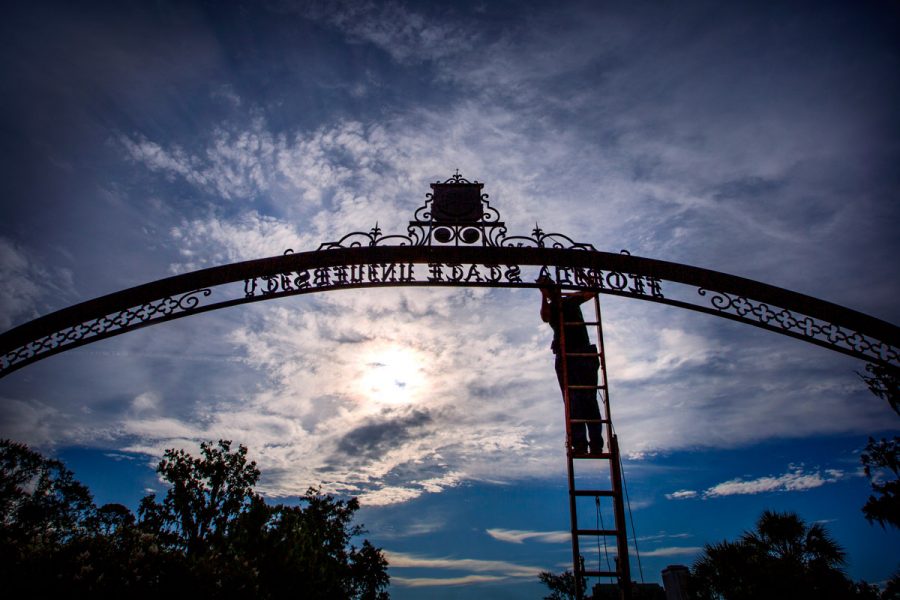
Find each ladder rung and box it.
[566,352,601,357]
[567,384,605,390]
[572,490,616,497]
[569,418,608,424]
[575,528,619,536]
[572,452,613,459]
[583,570,619,578]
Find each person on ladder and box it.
[539,277,604,455]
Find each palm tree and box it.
[691,510,853,600]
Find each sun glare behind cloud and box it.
[357,346,427,406]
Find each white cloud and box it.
[131,392,160,414]
[384,551,542,578]
[666,465,849,500]
[299,1,479,65]
[0,237,75,330]
[392,575,507,587]
[665,490,698,500]
[6,1,895,518]
[169,211,306,272]
[15,96,891,505]
[120,120,277,201]
[637,546,703,557]
[637,532,692,542]
[703,465,845,498]
[486,528,570,544]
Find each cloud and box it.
[392,575,507,587]
[120,120,277,201]
[102,452,137,462]
[3,1,897,521]
[12,93,894,506]
[703,465,846,498]
[335,410,433,460]
[666,465,849,500]
[486,528,570,544]
[297,0,479,65]
[131,392,160,414]
[26,89,893,500]
[169,211,306,272]
[665,490,698,500]
[637,532,692,542]
[0,237,76,329]
[384,550,542,578]
[637,546,703,557]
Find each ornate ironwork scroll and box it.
[697,289,899,364]
[2,290,212,373]
[1,174,898,377]
[318,171,594,250]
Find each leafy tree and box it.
[0,438,97,594]
[884,571,900,600]
[859,363,899,417]
[0,438,95,545]
[858,363,900,530]
[232,489,390,599]
[137,439,390,599]
[538,568,584,600]
[138,439,261,556]
[860,436,900,529]
[0,438,390,599]
[691,510,857,600]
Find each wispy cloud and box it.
[637,532,692,542]
[384,550,542,579]
[120,120,277,202]
[704,465,846,498]
[666,465,849,500]
[486,528,570,544]
[3,1,896,519]
[637,546,703,557]
[0,237,76,329]
[665,490,698,500]
[392,574,507,587]
[297,0,480,65]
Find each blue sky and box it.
[1,0,899,596]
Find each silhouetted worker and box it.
[539,279,604,455]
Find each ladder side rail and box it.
[610,435,633,599]
[556,290,585,600]
[591,296,632,600]
[592,295,614,447]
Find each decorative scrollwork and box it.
[499,224,597,251]
[0,289,212,373]
[698,289,899,364]
[319,175,596,250]
[318,223,417,250]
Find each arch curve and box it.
[1,244,897,378]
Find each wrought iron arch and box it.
[2,174,898,377]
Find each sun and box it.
[357,346,427,406]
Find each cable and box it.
[614,425,645,583]
[596,496,612,573]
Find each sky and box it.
[1,0,899,597]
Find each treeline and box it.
[0,439,389,599]
[540,510,899,600]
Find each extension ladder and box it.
[555,291,632,600]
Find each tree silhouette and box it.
[858,363,900,530]
[138,439,261,556]
[860,364,899,417]
[690,510,875,600]
[538,568,583,600]
[0,438,390,599]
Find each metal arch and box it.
[1,245,898,378]
[2,173,898,376]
